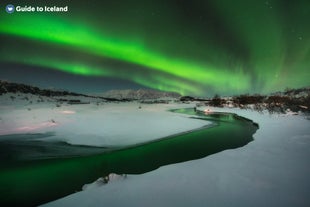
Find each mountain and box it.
[0,80,82,97]
[0,80,179,101]
[0,80,122,101]
[101,89,181,100]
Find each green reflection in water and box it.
[0,108,258,206]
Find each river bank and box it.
[44,106,310,207]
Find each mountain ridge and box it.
[101,89,181,100]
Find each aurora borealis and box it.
[0,0,309,96]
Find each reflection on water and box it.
[0,108,258,206]
[0,133,109,163]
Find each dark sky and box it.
[0,0,309,96]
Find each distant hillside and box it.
[0,80,179,102]
[199,87,310,113]
[101,89,181,100]
[272,87,310,98]
[0,80,122,101]
[0,80,82,97]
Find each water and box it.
[0,133,110,163]
[0,108,258,206]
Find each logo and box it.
[6,4,15,13]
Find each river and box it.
[0,108,258,206]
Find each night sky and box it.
[0,0,309,96]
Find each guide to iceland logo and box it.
[6,4,15,13]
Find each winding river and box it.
[0,108,258,206]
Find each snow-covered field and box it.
[1,93,309,207]
[42,107,310,207]
[0,93,208,146]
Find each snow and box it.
[49,103,209,147]
[82,174,127,191]
[42,107,310,207]
[0,93,208,146]
[1,93,309,206]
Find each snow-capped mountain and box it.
[101,89,181,100]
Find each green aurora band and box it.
[0,0,309,96]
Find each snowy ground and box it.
[1,93,309,207]
[0,93,208,146]
[42,107,310,207]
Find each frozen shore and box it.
[1,92,309,207]
[43,106,310,207]
[0,94,208,146]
